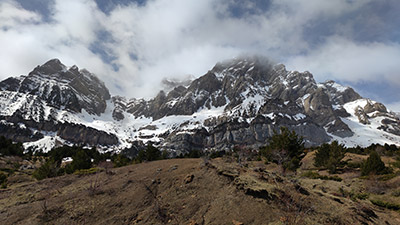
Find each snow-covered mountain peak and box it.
[0,57,399,153]
[31,58,67,75]
[0,59,111,117]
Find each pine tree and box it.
[135,144,162,162]
[314,143,330,167]
[261,127,305,173]
[32,159,59,180]
[314,141,345,173]
[66,149,92,173]
[361,151,387,176]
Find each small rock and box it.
[232,219,244,225]
[169,165,178,172]
[184,174,194,184]
[253,167,264,172]
[188,219,198,225]
[151,179,161,184]
[156,168,162,172]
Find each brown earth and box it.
[1,156,400,225]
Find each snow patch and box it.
[328,99,400,147]
[293,113,306,121]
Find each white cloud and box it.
[387,102,400,113]
[0,0,41,27]
[0,0,116,89]
[286,36,400,86]
[0,0,398,103]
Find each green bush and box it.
[314,141,346,174]
[347,145,367,155]
[378,172,396,181]
[353,192,369,200]
[301,171,320,179]
[209,150,226,159]
[301,171,342,182]
[391,160,400,169]
[73,167,100,175]
[260,127,305,172]
[0,172,7,188]
[32,159,59,180]
[33,145,112,178]
[346,161,363,169]
[183,149,203,158]
[338,187,369,201]
[370,199,400,210]
[65,150,92,174]
[391,189,400,197]
[47,146,109,165]
[112,154,131,167]
[361,151,389,176]
[0,136,24,156]
[135,144,162,163]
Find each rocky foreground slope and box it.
[0,57,399,153]
[1,158,400,225]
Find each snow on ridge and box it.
[328,99,400,147]
[322,80,349,93]
[23,136,67,153]
[293,113,306,121]
[331,82,348,92]
[342,98,374,114]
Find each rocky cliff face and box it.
[112,57,399,153]
[0,57,399,153]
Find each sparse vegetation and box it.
[2,152,400,224]
[338,187,369,201]
[73,167,100,175]
[391,189,400,197]
[87,174,102,196]
[31,146,114,179]
[301,171,342,182]
[370,199,400,211]
[2,132,400,224]
[277,184,314,225]
[346,161,363,169]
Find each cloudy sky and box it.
[1,0,399,111]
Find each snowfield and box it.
[327,99,400,147]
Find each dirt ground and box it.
[1,156,400,225]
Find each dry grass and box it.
[1,156,400,225]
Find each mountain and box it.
[0,59,118,149]
[0,57,399,153]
